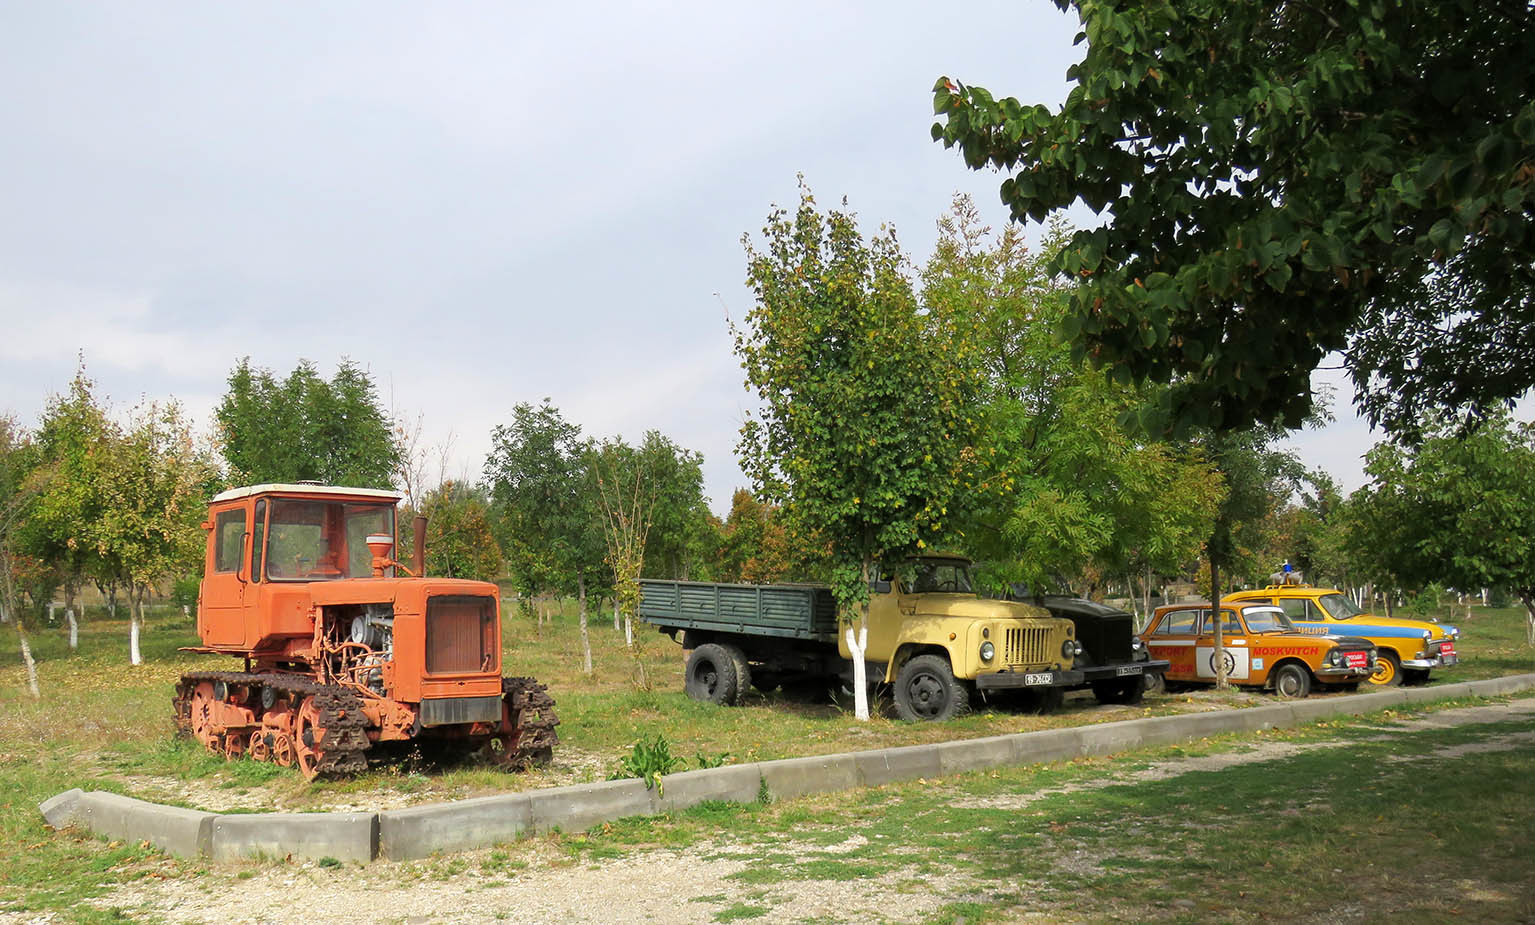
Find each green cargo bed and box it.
[637,579,840,642]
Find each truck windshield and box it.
[1318,593,1366,619]
[264,499,396,581]
[908,560,974,594]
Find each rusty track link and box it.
[499,676,560,769]
[173,671,370,778]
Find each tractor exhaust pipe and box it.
[413,514,427,578]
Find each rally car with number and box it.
[1224,585,1459,687]
[1145,602,1376,698]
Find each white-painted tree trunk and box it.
[66,607,77,650]
[613,598,620,632]
[844,621,870,721]
[18,625,39,698]
[578,576,593,676]
[129,590,143,666]
[47,602,55,624]
[624,613,633,648]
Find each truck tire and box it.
[1092,678,1144,706]
[893,654,969,722]
[724,645,753,706]
[685,644,742,705]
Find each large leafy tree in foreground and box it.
[933,0,1534,437]
[217,358,401,488]
[736,182,978,720]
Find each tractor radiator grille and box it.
[426,595,495,674]
[1003,626,1051,669]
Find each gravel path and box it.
[24,699,1535,925]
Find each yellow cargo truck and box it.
[637,555,1082,720]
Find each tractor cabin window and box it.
[264,499,396,581]
[214,509,246,573]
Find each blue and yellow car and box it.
[1224,585,1459,687]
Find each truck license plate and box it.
[1115,665,1143,676]
[1024,672,1053,686]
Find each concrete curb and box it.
[41,672,1535,863]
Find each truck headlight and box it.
[980,640,995,662]
[1130,637,1144,652]
[1062,639,1083,658]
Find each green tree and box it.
[91,401,214,665]
[636,433,715,582]
[1347,416,1535,643]
[588,436,658,686]
[932,0,1534,438]
[0,416,43,697]
[29,365,117,649]
[736,182,978,720]
[484,400,606,674]
[217,358,401,488]
[923,198,1222,607]
[401,480,502,582]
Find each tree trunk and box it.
[846,618,870,722]
[578,575,593,676]
[17,619,40,698]
[613,597,620,632]
[624,613,633,648]
[1210,559,1227,690]
[67,607,78,651]
[1384,592,1394,619]
[1142,565,1152,631]
[129,586,144,666]
[847,561,872,721]
[1520,590,1535,648]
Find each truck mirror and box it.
[869,579,891,594]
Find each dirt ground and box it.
[15,699,1535,925]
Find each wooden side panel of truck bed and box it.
[637,580,840,642]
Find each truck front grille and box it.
[1003,626,1052,668]
[426,595,495,674]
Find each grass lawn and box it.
[0,599,1530,922]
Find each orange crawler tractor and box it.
[174,483,558,780]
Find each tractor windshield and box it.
[263,498,396,581]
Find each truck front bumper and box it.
[1077,659,1170,684]
[975,668,1084,690]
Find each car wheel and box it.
[893,654,969,722]
[1142,672,1166,696]
[684,644,741,705]
[1368,651,1402,687]
[1272,662,1312,699]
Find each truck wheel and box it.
[893,654,969,722]
[1092,680,1143,705]
[1368,651,1402,687]
[1272,663,1312,699]
[1029,687,1065,715]
[685,644,741,705]
[724,645,753,706]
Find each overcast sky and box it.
[0,2,1426,513]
